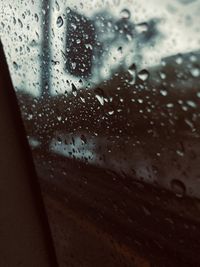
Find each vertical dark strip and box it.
[0,40,58,266]
[41,0,52,98]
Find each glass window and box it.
[1,0,200,266]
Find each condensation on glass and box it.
[1,0,200,266]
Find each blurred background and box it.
[1,0,200,266]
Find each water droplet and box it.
[118,46,123,53]
[120,9,131,19]
[196,92,200,98]
[138,99,143,104]
[135,22,148,33]
[18,19,23,28]
[27,114,33,120]
[94,88,105,106]
[176,150,184,157]
[57,136,62,144]
[72,83,77,96]
[190,54,197,62]
[85,43,93,50]
[79,93,86,103]
[159,72,166,80]
[160,89,168,96]
[128,63,137,84]
[80,134,87,144]
[108,110,114,115]
[13,61,19,70]
[57,116,62,122]
[56,16,63,28]
[166,103,174,108]
[186,100,197,108]
[51,59,59,65]
[161,59,167,67]
[185,118,194,130]
[170,179,186,197]
[71,23,77,30]
[34,13,39,22]
[30,39,37,47]
[126,34,132,41]
[55,1,60,11]
[71,62,76,69]
[175,55,183,64]
[190,68,200,77]
[138,69,149,81]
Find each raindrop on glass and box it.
[160,89,168,96]
[18,19,23,28]
[13,61,19,70]
[71,62,76,70]
[176,150,184,157]
[94,88,105,106]
[108,110,114,115]
[80,134,87,144]
[138,69,149,81]
[128,63,137,84]
[190,67,200,77]
[34,13,39,22]
[55,1,60,11]
[57,116,62,122]
[186,100,197,108]
[170,179,186,198]
[56,16,63,28]
[159,72,166,80]
[175,55,183,64]
[135,22,148,33]
[72,83,77,97]
[190,54,197,62]
[196,92,200,98]
[120,9,131,19]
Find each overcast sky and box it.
[65,0,200,62]
[1,0,200,94]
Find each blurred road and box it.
[33,149,200,267]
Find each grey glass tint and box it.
[1,0,200,266]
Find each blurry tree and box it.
[64,8,162,82]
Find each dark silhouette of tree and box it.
[64,9,162,81]
[65,8,96,78]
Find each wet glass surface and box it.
[1,0,200,266]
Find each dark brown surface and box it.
[43,192,150,267]
[0,42,58,267]
[33,150,200,267]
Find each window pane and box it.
[1,0,200,266]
